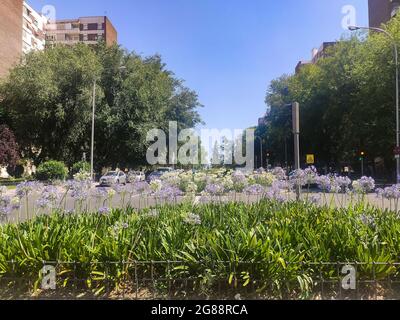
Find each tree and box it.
[262,14,400,179]
[0,43,203,170]
[1,44,100,165]
[0,125,20,169]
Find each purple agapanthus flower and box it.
[71,188,88,201]
[184,213,202,225]
[36,186,60,209]
[153,184,183,200]
[113,184,126,194]
[16,181,41,199]
[272,167,287,181]
[98,207,111,215]
[335,176,352,193]
[243,184,265,195]
[205,183,225,196]
[0,205,11,217]
[316,175,332,192]
[0,195,11,216]
[232,171,247,184]
[359,214,376,228]
[133,181,151,194]
[304,166,318,184]
[289,169,307,187]
[382,185,400,200]
[94,187,108,198]
[358,176,376,193]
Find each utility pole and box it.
[292,102,301,201]
[90,79,96,182]
[292,102,300,171]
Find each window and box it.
[87,34,97,41]
[24,7,31,16]
[87,23,98,30]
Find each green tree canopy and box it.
[261,15,400,178]
[0,43,203,170]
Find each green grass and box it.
[0,200,399,298]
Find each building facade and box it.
[311,42,336,64]
[0,0,23,78]
[295,42,336,74]
[0,2,118,78]
[45,16,117,47]
[22,2,47,54]
[369,0,400,28]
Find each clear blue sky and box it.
[28,0,368,132]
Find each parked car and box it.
[99,171,127,186]
[127,171,145,183]
[146,167,173,182]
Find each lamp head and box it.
[348,26,360,31]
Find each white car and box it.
[99,171,127,186]
[127,171,145,183]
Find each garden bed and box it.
[1,200,400,299]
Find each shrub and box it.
[35,160,68,181]
[71,161,90,176]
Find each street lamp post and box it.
[349,25,400,183]
[90,66,126,182]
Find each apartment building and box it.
[0,1,118,78]
[0,0,23,78]
[22,2,47,54]
[45,16,117,47]
[369,0,400,28]
[295,42,337,74]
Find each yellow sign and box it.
[306,154,315,164]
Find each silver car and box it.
[99,171,127,186]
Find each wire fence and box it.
[1,260,400,300]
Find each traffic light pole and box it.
[361,157,364,177]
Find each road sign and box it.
[394,147,400,156]
[306,154,315,165]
